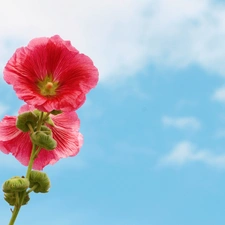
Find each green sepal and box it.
[4,192,30,206]
[29,171,51,193]
[16,112,38,132]
[45,117,55,126]
[3,176,30,193]
[30,131,57,150]
[33,110,55,126]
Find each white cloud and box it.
[159,141,225,168]
[212,86,225,103]
[214,129,225,138]
[0,103,8,117]
[162,116,201,130]
[1,0,225,83]
[0,0,149,83]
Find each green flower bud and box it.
[16,112,38,132]
[40,125,52,136]
[50,110,62,115]
[3,176,30,193]
[30,131,57,150]
[4,192,30,206]
[29,171,51,193]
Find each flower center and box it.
[37,76,59,97]
[45,82,54,90]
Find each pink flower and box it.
[0,105,83,170]
[4,35,98,112]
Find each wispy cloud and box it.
[162,116,201,130]
[159,141,225,168]
[212,86,225,103]
[1,0,225,83]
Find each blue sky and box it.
[1,0,225,224]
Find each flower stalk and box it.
[1,34,98,225]
[8,144,37,225]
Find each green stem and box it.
[27,123,34,133]
[8,112,45,225]
[43,112,51,121]
[33,146,41,160]
[25,145,37,178]
[36,112,43,131]
[8,144,37,225]
[27,184,39,194]
[8,205,21,225]
[15,192,20,206]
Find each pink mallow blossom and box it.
[0,105,83,170]
[4,35,98,112]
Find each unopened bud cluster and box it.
[3,176,30,206]
[16,110,59,150]
[2,171,50,206]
